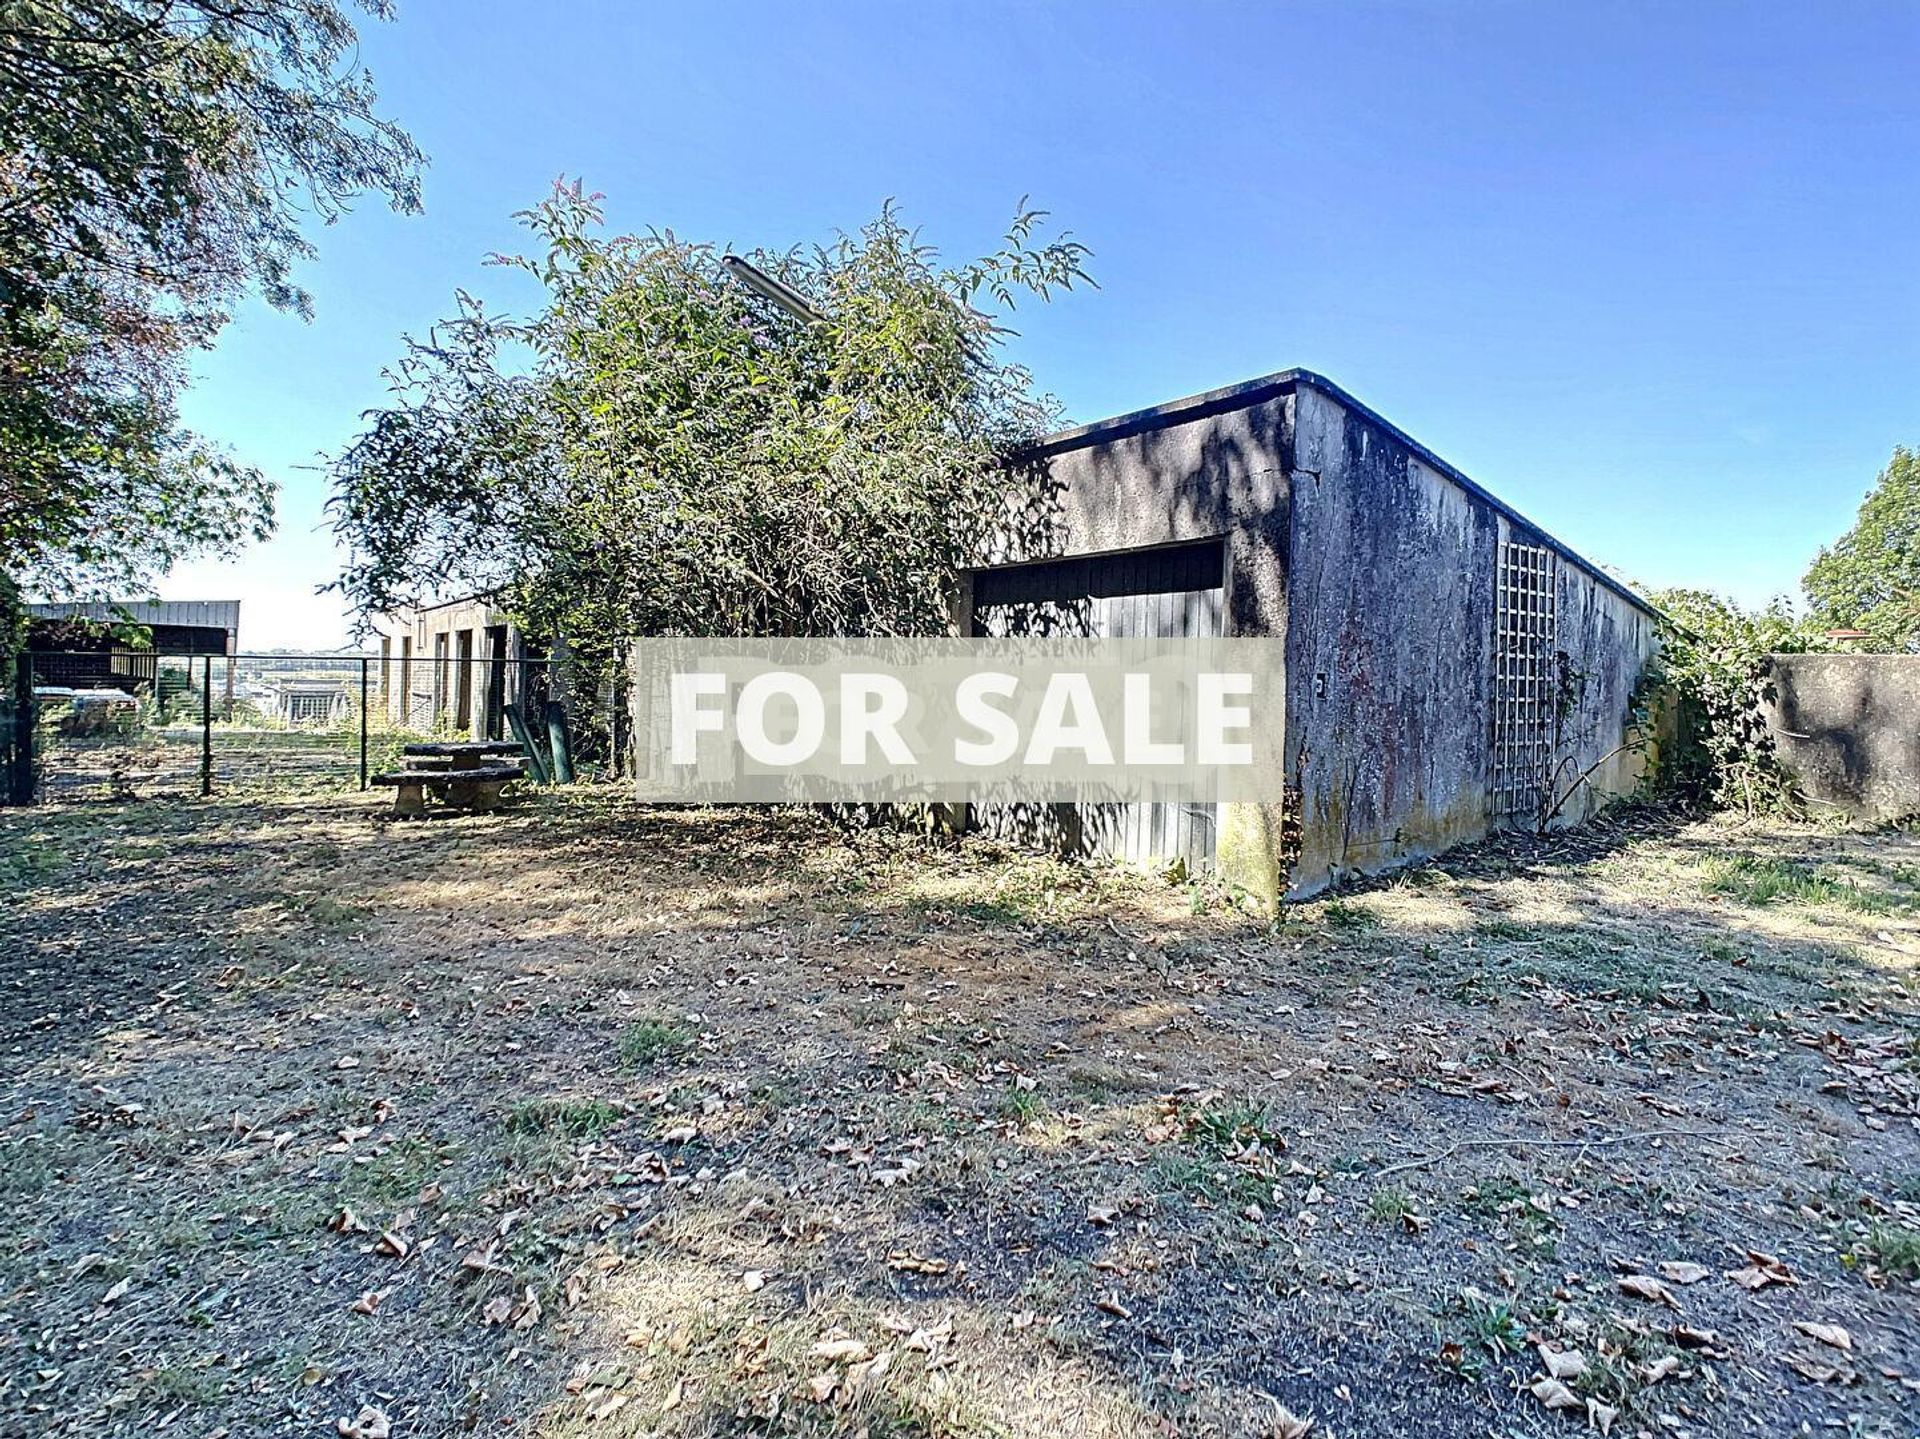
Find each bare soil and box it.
[1,792,1915,1439]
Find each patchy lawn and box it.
[1,793,1916,1439]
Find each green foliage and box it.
[504,1097,623,1139]
[617,1018,692,1067]
[1,1,420,606]
[1804,446,1920,652]
[1640,588,1817,814]
[997,1082,1044,1124]
[1367,1184,1416,1222]
[1185,1096,1284,1157]
[1854,1220,1920,1278]
[1699,854,1908,914]
[328,185,1091,661]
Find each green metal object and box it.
[503,702,550,784]
[544,699,575,785]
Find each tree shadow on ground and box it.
[1,792,1916,1438]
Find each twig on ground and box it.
[1374,1128,1726,1179]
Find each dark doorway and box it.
[483,626,509,739]
[455,630,474,733]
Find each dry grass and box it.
[0,792,1916,1438]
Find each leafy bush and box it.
[1641,588,1818,815]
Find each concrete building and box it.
[965,369,1660,899]
[372,594,539,737]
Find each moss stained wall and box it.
[1282,385,1500,895]
[1281,385,1655,896]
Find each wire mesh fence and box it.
[17,651,574,802]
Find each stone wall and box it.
[1761,654,1920,821]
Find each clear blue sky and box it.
[165,0,1919,649]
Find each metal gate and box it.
[969,539,1226,870]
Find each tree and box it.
[0,0,422,611]
[1803,446,1920,651]
[328,184,1091,678]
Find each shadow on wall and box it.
[1763,654,1920,822]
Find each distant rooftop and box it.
[28,600,240,633]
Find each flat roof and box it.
[29,599,241,631]
[1022,368,1656,618]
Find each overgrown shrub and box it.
[328,186,1090,654]
[1641,588,1818,815]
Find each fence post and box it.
[359,656,370,790]
[8,654,33,805]
[200,656,212,797]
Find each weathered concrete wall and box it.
[984,370,1658,900]
[1544,534,1658,824]
[1283,384,1499,894]
[376,597,532,737]
[1761,654,1920,821]
[997,388,1291,639]
[993,388,1294,897]
[1281,385,1656,895]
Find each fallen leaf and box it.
[1271,1403,1314,1438]
[804,1371,837,1404]
[1617,1274,1675,1306]
[811,1338,874,1364]
[375,1230,410,1260]
[871,1156,922,1187]
[843,1348,893,1397]
[329,1207,370,1235]
[511,1285,542,1330]
[459,1241,505,1275]
[1785,1352,1857,1385]
[1791,1321,1852,1352]
[1093,1294,1132,1320]
[1586,1397,1619,1436]
[1726,1251,1798,1291]
[885,1251,949,1275]
[100,1277,130,1305]
[1657,1261,1710,1285]
[481,1294,513,1326]
[1669,1324,1721,1351]
[1530,1374,1580,1411]
[1087,1204,1119,1226]
[336,1407,390,1439]
[741,1269,767,1292]
[1538,1345,1587,1381]
[349,1291,381,1315]
[1643,1355,1682,1383]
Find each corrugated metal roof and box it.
[28,600,241,631]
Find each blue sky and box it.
[166,0,1918,649]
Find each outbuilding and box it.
[965,369,1660,899]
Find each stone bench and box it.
[373,762,526,816]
